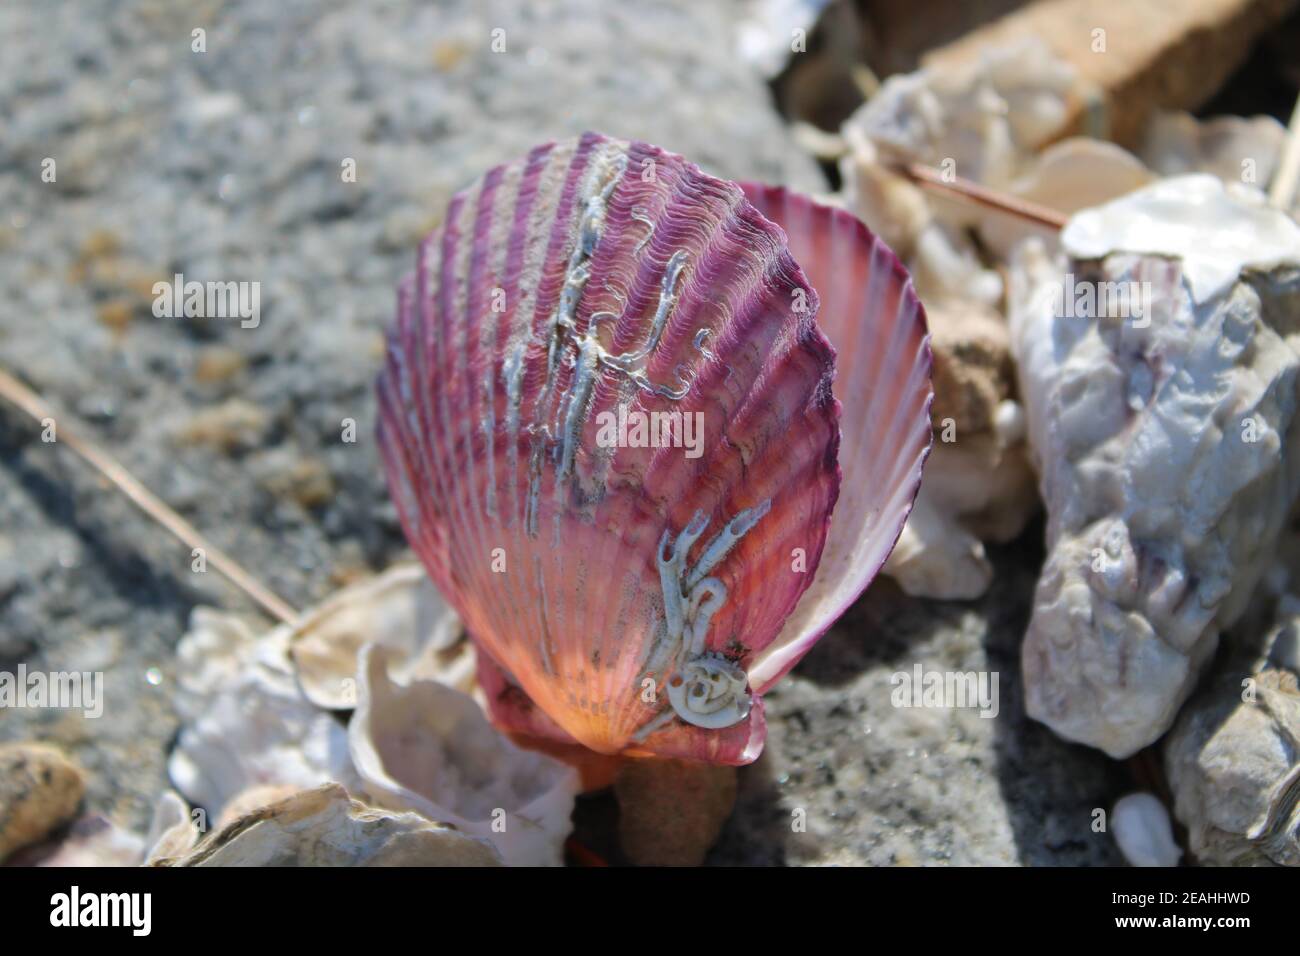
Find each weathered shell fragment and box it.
[143,790,200,864]
[348,645,579,866]
[214,784,306,830]
[168,607,352,819]
[1164,601,1300,867]
[1010,175,1300,757]
[376,132,930,763]
[151,784,501,867]
[169,574,582,864]
[1140,111,1288,195]
[288,562,474,709]
[838,38,1080,285]
[842,39,1078,195]
[172,606,265,722]
[1112,792,1182,867]
[169,681,351,821]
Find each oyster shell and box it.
[151,784,501,867]
[287,562,474,709]
[348,645,579,866]
[1009,175,1300,757]
[143,791,200,865]
[168,606,352,820]
[376,132,931,763]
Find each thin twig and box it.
[896,161,1069,231]
[1269,90,1300,211]
[0,367,299,625]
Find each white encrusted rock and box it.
[1009,176,1300,757]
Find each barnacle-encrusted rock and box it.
[1164,601,1300,866]
[152,784,501,867]
[0,743,85,861]
[1010,175,1300,757]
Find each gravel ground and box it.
[0,0,1127,864]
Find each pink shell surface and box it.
[741,184,932,693]
[377,134,842,763]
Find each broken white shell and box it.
[348,644,579,866]
[173,606,266,722]
[1061,174,1300,302]
[169,607,351,819]
[843,39,1077,193]
[884,486,993,599]
[153,784,501,867]
[143,790,200,865]
[287,562,474,710]
[168,672,351,822]
[1140,111,1287,193]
